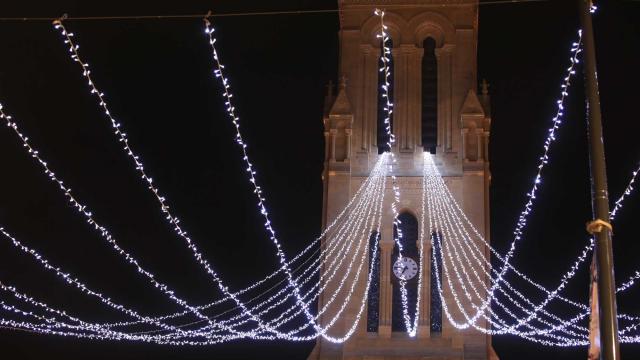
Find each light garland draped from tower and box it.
[0,87,393,342]
[53,14,401,342]
[435,29,585,330]
[3,2,640,346]
[0,154,384,344]
[374,8,423,337]
[54,19,323,341]
[425,154,595,345]
[0,154,390,344]
[2,16,395,344]
[4,12,397,341]
[202,15,395,342]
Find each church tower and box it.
[310,1,497,359]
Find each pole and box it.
[578,1,621,359]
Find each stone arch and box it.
[396,207,419,221]
[360,11,407,47]
[405,11,456,48]
[391,211,420,332]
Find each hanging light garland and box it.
[4,2,640,348]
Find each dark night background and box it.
[0,0,639,359]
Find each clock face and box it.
[393,257,418,281]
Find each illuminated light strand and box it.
[107,154,389,331]
[431,154,640,338]
[5,162,640,344]
[58,155,389,343]
[373,8,418,336]
[435,192,588,340]
[3,90,357,343]
[50,17,388,342]
[117,156,388,334]
[159,154,388,343]
[0,288,175,343]
[1,155,384,344]
[425,156,590,342]
[151,163,388,339]
[7,6,640,344]
[203,16,398,343]
[430,227,587,346]
[111,134,384,340]
[3,88,388,342]
[434,30,584,330]
[0,100,239,335]
[0,186,378,346]
[202,17,359,340]
[0,281,144,340]
[423,166,567,344]
[55,19,321,340]
[279,161,387,339]
[426,154,640,344]
[610,162,640,220]
[0,225,197,336]
[52,14,380,324]
[3,151,640,344]
[425,155,588,331]
[427,157,590,346]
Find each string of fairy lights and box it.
[1,4,640,349]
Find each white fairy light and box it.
[2,88,392,344]
[432,30,584,330]
[0,99,239,334]
[202,15,398,343]
[7,14,392,342]
[373,8,420,336]
[424,152,640,345]
[610,162,640,220]
[54,19,322,340]
[127,165,387,335]
[425,155,591,343]
[52,16,389,343]
[5,3,640,346]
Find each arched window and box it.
[430,231,443,334]
[377,38,394,154]
[367,231,381,332]
[421,37,438,154]
[391,212,419,332]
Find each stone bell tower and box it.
[309,1,497,359]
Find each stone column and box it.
[324,130,330,161]
[359,45,376,152]
[396,44,419,153]
[476,127,484,162]
[329,129,337,162]
[409,46,421,152]
[418,224,431,338]
[345,129,352,161]
[461,128,469,161]
[435,45,454,152]
[379,240,393,337]
[393,46,407,152]
[483,131,490,163]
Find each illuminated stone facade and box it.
[309,1,497,359]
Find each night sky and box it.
[0,1,639,359]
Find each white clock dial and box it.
[392,257,418,281]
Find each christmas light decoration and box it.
[373,8,422,336]
[610,162,640,220]
[4,3,640,348]
[433,30,584,330]
[3,90,392,342]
